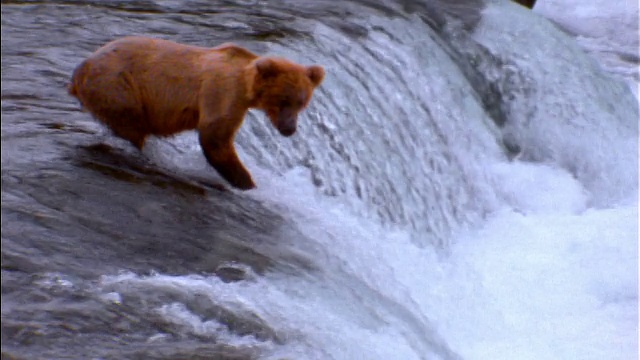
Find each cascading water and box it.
[2,1,637,359]
[149,1,508,247]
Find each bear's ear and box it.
[254,58,279,79]
[306,65,325,87]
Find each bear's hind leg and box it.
[75,67,150,150]
[110,122,148,150]
[94,109,149,150]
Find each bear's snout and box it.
[277,112,297,137]
[278,120,297,137]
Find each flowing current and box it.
[2,1,638,359]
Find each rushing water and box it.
[2,1,637,359]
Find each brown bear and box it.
[69,36,324,190]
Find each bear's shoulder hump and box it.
[213,43,257,60]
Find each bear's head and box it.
[248,57,324,137]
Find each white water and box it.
[97,1,638,359]
[535,0,639,99]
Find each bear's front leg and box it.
[198,130,256,190]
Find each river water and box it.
[2,1,638,359]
